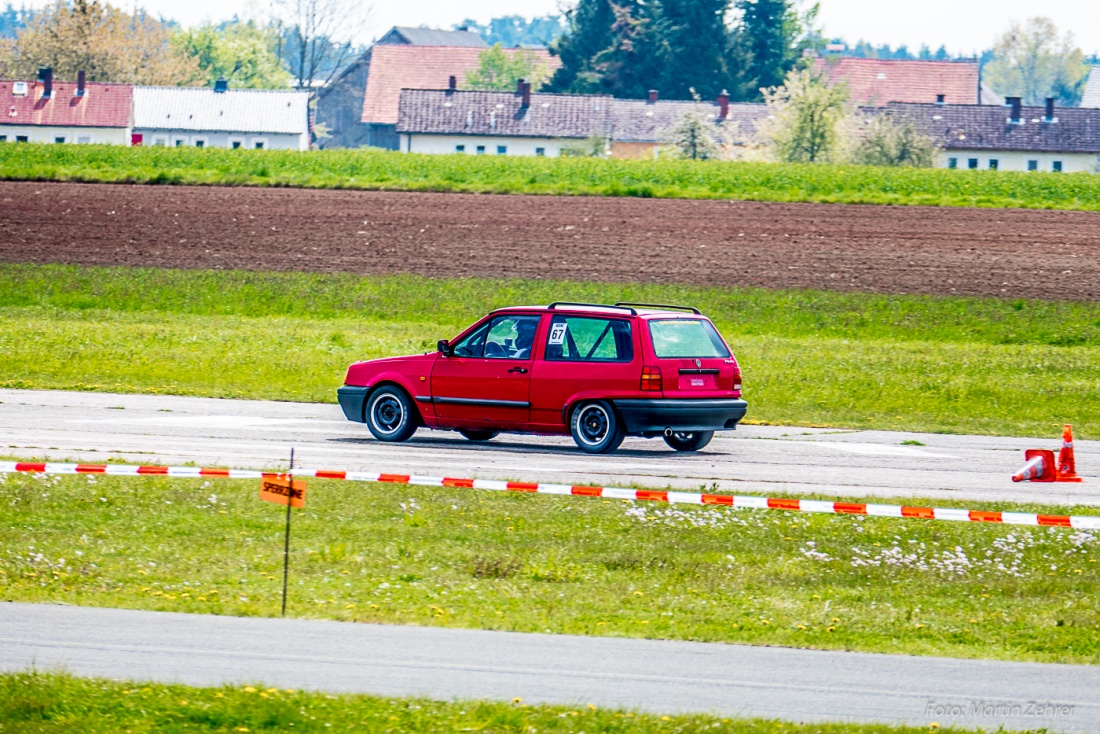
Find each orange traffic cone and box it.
[1056,424,1083,482]
[1012,449,1057,482]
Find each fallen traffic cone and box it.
[1012,449,1056,482]
[1056,423,1083,482]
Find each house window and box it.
[229,139,243,149]
[535,147,546,156]
[476,145,485,154]
[988,159,998,170]
[947,157,957,169]
[193,139,205,148]
[0,135,7,142]
[77,136,91,144]
[455,144,465,153]
[1052,160,1063,172]
[175,139,186,147]
[54,136,66,144]
[16,135,28,143]
[967,158,978,169]
[496,145,507,155]
[253,140,266,150]
[1027,160,1038,171]
[153,138,166,147]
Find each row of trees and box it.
[0,0,368,93]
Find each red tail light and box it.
[641,366,662,392]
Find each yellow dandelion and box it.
[588,703,597,711]
[243,686,256,693]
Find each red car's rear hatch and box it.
[646,318,741,398]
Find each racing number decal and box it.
[548,322,568,345]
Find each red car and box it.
[337,303,747,453]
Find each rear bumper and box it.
[612,398,748,434]
[337,385,370,423]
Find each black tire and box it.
[366,386,418,442]
[663,430,714,452]
[459,429,499,442]
[570,400,625,454]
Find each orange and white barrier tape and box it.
[2,460,1098,530]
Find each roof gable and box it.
[815,57,980,105]
[0,79,132,128]
[881,102,1100,154]
[362,45,559,125]
[379,26,487,48]
[132,87,309,135]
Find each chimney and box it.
[1044,97,1056,122]
[717,89,729,120]
[516,77,526,94]
[647,89,658,104]
[214,77,228,93]
[38,67,52,99]
[76,70,86,98]
[521,81,531,107]
[935,93,945,105]
[448,75,457,92]
[1006,96,1022,124]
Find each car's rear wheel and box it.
[663,430,714,452]
[366,386,417,442]
[570,401,625,454]
[459,429,499,442]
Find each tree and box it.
[851,113,938,167]
[0,3,29,39]
[661,90,737,160]
[464,44,552,91]
[455,15,566,48]
[737,0,818,96]
[546,0,616,93]
[758,66,849,163]
[657,0,733,101]
[984,17,1089,106]
[0,0,199,85]
[274,0,370,94]
[175,21,291,89]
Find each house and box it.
[315,27,557,150]
[131,83,310,150]
[397,83,609,156]
[813,57,1000,106]
[883,99,1100,172]
[1081,67,1100,109]
[609,90,767,158]
[0,69,132,144]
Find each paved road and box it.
[1,389,1096,506]
[2,603,1096,732]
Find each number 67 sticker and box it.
[548,322,568,345]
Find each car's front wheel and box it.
[459,429,499,442]
[570,400,625,454]
[663,430,714,452]
[366,386,418,442]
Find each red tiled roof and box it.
[361,45,559,125]
[0,79,132,128]
[813,58,979,105]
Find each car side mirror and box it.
[437,339,451,356]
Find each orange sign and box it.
[261,476,307,508]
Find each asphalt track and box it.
[3,603,1098,732]
[1,388,1097,507]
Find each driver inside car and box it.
[511,319,538,358]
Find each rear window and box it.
[545,315,633,362]
[648,319,730,358]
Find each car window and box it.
[545,316,633,362]
[451,315,539,359]
[648,319,730,358]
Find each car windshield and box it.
[648,319,730,358]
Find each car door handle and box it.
[508,367,528,374]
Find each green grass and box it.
[0,672,996,733]
[4,143,1100,210]
[2,471,1098,664]
[2,264,1099,436]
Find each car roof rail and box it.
[547,302,637,315]
[614,302,701,315]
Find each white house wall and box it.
[938,150,1099,173]
[0,125,129,145]
[134,129,308,151]
[402,133,574,157]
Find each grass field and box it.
[3,143,1100,211]
[0,672,994,733]
[2,470,1098,664]
[2,264,1099,437]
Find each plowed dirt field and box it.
[2,181,1098,300]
